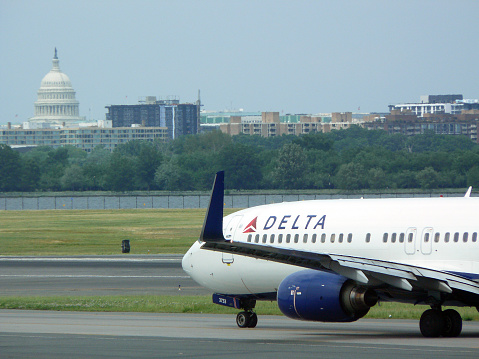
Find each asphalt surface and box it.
[0,255,210,296]
[1,311,479,358]
[1,256,479,358]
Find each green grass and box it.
[1,209,478,321]
[0,208,239,255]
[0,295,477,320]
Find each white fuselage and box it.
[182,197,479,296]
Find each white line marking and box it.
[0,274,190,278]
[0,257,181,263]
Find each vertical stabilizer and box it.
[200,171,226,241]
[465,186,472,198]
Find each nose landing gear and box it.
[419,308,462,337]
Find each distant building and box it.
[0,126,168,152]
[214,112,360,137]
[105,96,199,139]
[366,95,479,143]
[29,48,86,126]
[388,94,479,117]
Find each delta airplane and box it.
[182,171,479,337]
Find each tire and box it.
[419,309,445,338]
[236,311,251,328]
[247,312,258,328]
[442,309,462,337]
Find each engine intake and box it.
[277,269,377,322]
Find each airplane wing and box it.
[200,172,479,297]
[202,239,479,296]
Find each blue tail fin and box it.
[200,171,225,241]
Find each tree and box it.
[136,145,163,190]
[104,153,137,191]
[154,159,194,191]
[416,167,440,189]
[61,164,86,191]
[466,166,479,188]
[367,168,387,189]
[19,158,40,192]
[272,143,308,189]
[218,143,262,189]
[334,163,367,190]
[0,144,22,191]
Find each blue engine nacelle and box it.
[277,269,377,322]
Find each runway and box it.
[0,255,211,296]
[1,310,479,358]
[1,256,479,358]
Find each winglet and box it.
[465,186,472,198]
[200,171,226,241]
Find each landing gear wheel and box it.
[236,311,251,328]
[236,311,257,328]
[248,312,258,328]
[442,309,462,337]
[420,309,445,338]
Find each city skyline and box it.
[1,0,478,126]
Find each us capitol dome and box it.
[29,48,85,125]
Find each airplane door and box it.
[421,227,433,255]
[405,227,417,255]
[222,215,243,264]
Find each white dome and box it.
[30,49,85,124]
[40,59,72,88]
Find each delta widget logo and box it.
[242,217,257,233]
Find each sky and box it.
[0,0,478,125]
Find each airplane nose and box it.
[182,240,201,275]
[182,250,192,274]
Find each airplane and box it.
[182,171,479,337]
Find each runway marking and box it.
[0,257,181,263]
[0,274,190,279]
[0,334,478,354]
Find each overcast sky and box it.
[1,0,478,125]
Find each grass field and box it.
[1,208,478,320]
[0,208,238,255]
[1,295,478,320]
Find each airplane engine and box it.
[277,269,378,322]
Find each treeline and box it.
[1,126,479,192]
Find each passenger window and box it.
[383,233,388,243]
[294,234,299,243]
[366,233,371,243]
[330,234,336,243]
[270,234,275,244]
[338,234,344,243]
[408,233,413,243]
[262,234,267,243]
[303,234,308,243]
[473,232,477,242]
[347,233,352,243]
[445,232,450,243]
[463,233,468,243]
[312,234,317,243]
[391,233,397,243]
[247,234,252,243]
[424,233,429,243]
[399,233,405,243]
[255,234,260,243]
[434,233,440,243]
[454,232,459,243]
[286,234,291,243]
[278,234,283,244]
